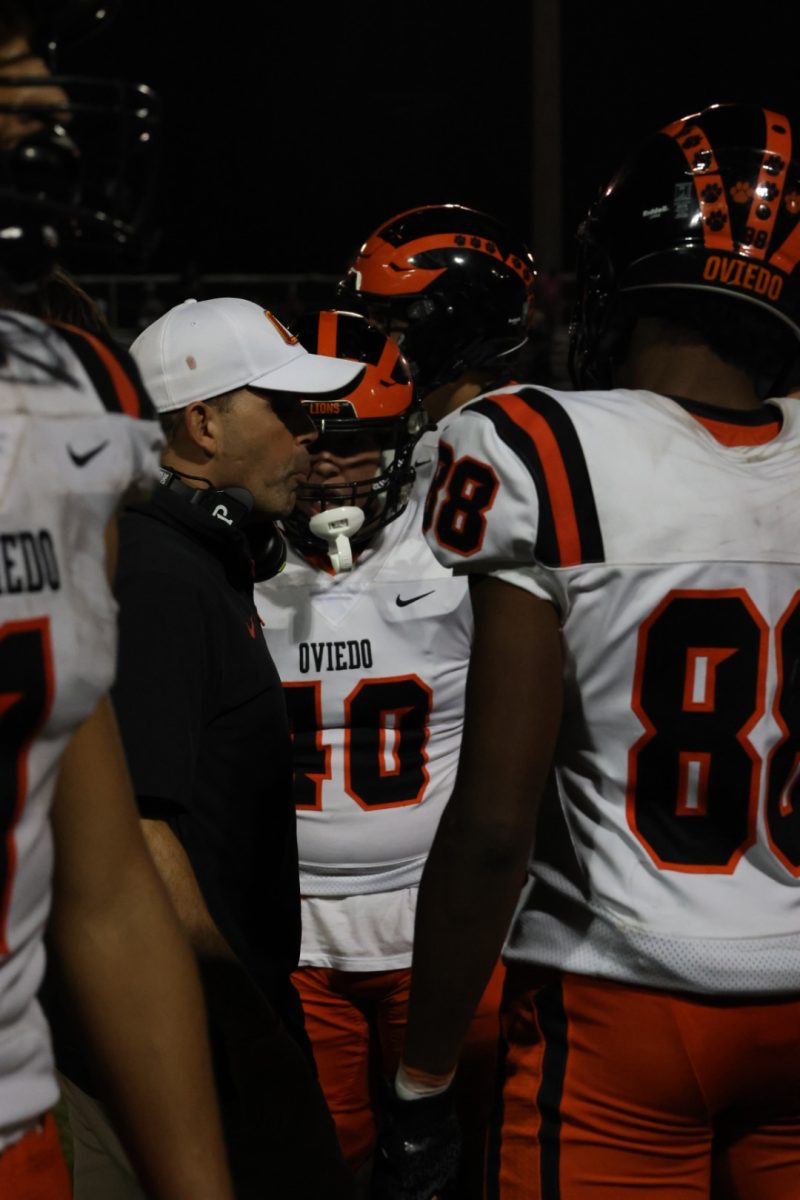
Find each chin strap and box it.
[308,506,365,573]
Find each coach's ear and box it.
[181,400,219,458]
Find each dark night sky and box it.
[63,1,800,280]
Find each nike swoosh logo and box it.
[396,590,435,608]
[68,441,109,468]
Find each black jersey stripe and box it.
[523,389,604,563]
[53,323,155,420]
[468,395,560,565]
[469,388,605,566]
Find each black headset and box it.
[158,468,287,579]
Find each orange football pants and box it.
[293,959,505,1193]
[487,968,800,1199]
[0,1113,71,1200]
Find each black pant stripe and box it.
[534,981,569,1200]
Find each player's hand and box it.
[370,1083,461,1200]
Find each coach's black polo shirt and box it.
[112,486,300,1003]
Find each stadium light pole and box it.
[532,0,562,270]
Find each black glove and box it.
[370,1081,462,1200]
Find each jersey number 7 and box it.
[0,620,54,955]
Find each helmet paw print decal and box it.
[730,182,754,203]
[704,211,728,232]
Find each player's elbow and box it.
[438,805,534,877]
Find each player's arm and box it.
[48,693,234,1200]
[139,815,284,1030]
[403,572,563,1076]
[372,574,562,1199]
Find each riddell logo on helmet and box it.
[309,402,341,415]
[703,256,783,300]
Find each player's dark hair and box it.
[12,265,113,338]
[158,390,237,443]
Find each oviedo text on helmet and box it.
[702,255,784,300]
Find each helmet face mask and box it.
[0,4,159,291]
[294,416,420,542]
[282,311,427,564]
[337,204,536,396]
[570,104,800,391]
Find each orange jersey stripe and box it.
[60,323,143,418]
[692,413,782,446]
[498,393,582,566]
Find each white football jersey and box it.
[256,461,472,902]
[425,383,800,995]
[0,314,161,1136]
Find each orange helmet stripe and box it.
[769,220,800,275]
[354,234,446,296]
[353,230,534,297]
[741,109,792,262]
[316,310,339,358]
[376,335,401,378]
[663,115,733,252]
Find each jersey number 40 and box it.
[284,675,432,811]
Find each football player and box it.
[255,310,502,1195]
[375,103,800,1199]
[0,5,233,1197]
[337,203,537,423]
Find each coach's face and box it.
[211,387,315,518]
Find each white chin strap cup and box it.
[308,506,365,573]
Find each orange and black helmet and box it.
[0,0,159,289]
[282,310,427,555]
[570,103,800,391]
[337,204,536,396]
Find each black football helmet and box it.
[282,310,427,568]
[0,0,159,290]
[570,103,800,390]
[337,204,536,396]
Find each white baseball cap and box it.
[130,297,364,413]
